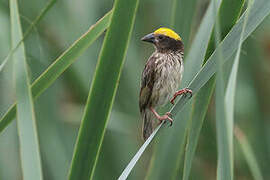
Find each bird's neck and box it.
[156,48,184,56]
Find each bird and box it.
[139,27,192,141]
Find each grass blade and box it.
[183,1,245,177]
[68,0,139,179]
[118,123,163,180]
[224,0,252,156]
[222,1,252,179]
[0,0,56,72]
[0,11,112,133]
[182,77,215,180]
[171,0,270,116]
[216,60,230,180]
[234,126,264,180]
[175,2,268,176]
[170,0,198,47]
[10,0,43,179]
[214,4,231,178]
[181,0,222,87]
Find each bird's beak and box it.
[141,33,155,43]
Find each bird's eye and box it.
[158,35,164,40]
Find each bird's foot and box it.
[170,88,193,105]
[150,107,173,126]
[157,112,173,126]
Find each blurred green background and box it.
[0,0,270,179]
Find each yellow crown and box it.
[154,27,181,41]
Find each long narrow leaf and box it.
[171,0,270,117]
[234,126,264,180]
[0,0,56,72]
[68,0,139,179]
[172,0,268,173]
[222,1,252,179]
[10,0,43,179]
[182,77,215,180]
[170,0,198,47]
[0,11,112,133]
[170,7,270,178]
[118,123,163,180]
[224,0,253,155]
[183,1,245,178]
[214,1,231,178]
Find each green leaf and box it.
[183,77,215,180]
[0,11,112,133]
[118,123,163,180]
[219,1,252,179]
[170,0,198,48]
[215,6,231,179]
[234,126,264,180]
[68,0,139,179]
[172,0,270,117]
[0,0,56,72]
[181,0,223,87]
[10,0,43,179]
[180,1,264,178]
[177,1,269,177]
[183,0,245,177]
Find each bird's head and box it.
[141,27,183,53]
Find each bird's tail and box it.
[141,108,155,141]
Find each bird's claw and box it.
[170,88,193,105]
[166,112,172,117]
[157,112,173,126]
[170,97,176,105]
